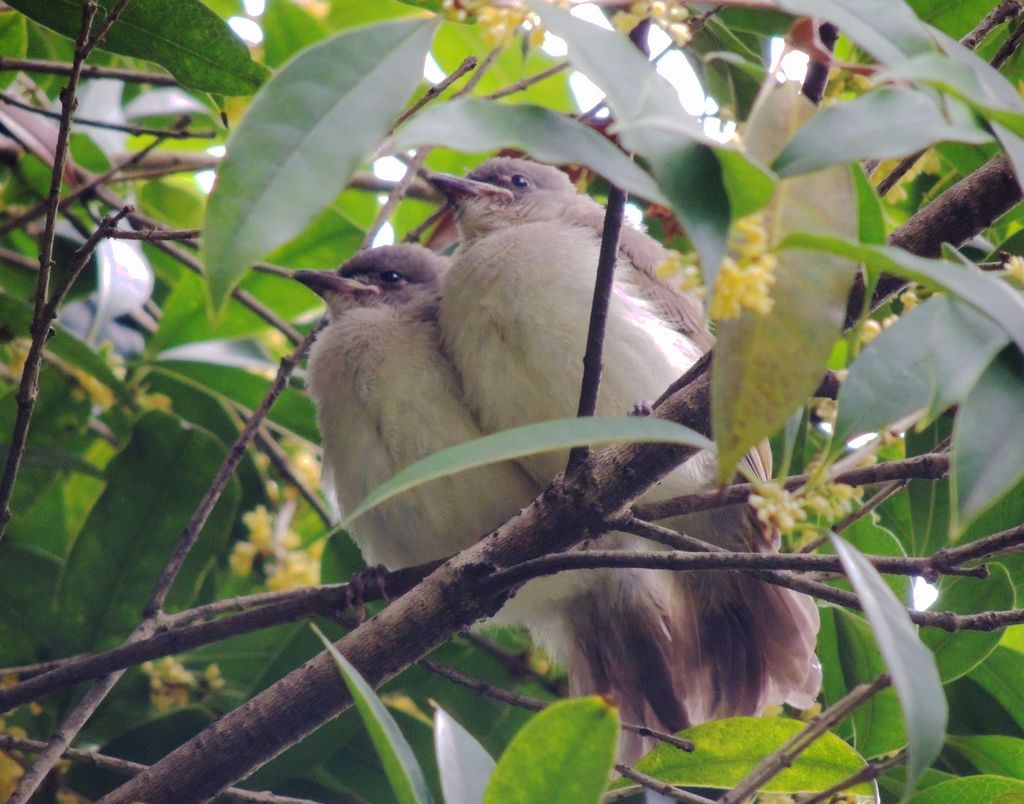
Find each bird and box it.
[430,157,821,748]
[294,245,606,639]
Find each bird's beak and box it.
[293,270,380,299]
[428,172,513,204]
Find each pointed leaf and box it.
[204,18,437,310]
[312,624,434,804]
[923,565,1016,683]
[906,775,1024,803]
[835,295,1008,447]
[952,350,1024,533]
[831,534,947,797]
[343,416,713,526]
[609,717,871,796]
[434,706,495,804]
[483,697,618,804]
[6,0,268,94]
[773,87,991,177]
[781,235,1024,354]
[390,98,665,204]
[713,83,858,480]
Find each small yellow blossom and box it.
[656,251,705,298]
[800,702,822,720]
[710,213,777,320]
[899,289,919,311]
[0,751,24,802]
[291,447,321,493]
[749,482,807,535]
[229,540,257,577]
[1004,254,1024,282]
[266,550,320,591]
[242,505,275,555]
[859,318,883,345]
[815,398,838,424]
[200,663,225,692]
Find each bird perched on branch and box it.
[295,245,606,638]
[430,157,821,751]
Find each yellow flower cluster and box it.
[824,69,873,102]
[613,0,691,45]
[442,1,546,49]
[0,717,27,802]
[230,503,324,591]
[858,313,898,346]
[140,658,224,712]
[749,479,862,537]
[655,250,705,299]
[710,212,777,320]
[1004,254,1024,283]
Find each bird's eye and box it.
[510,174,530,188]
[379,270,403,283]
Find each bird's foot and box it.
[345,564,390,623]
[630,400,654,417]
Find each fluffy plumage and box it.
[432,158,821,755]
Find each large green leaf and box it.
[952,350,1024,534]
[343,416,713,526]
[313,624,434,804]
[923,565,1016,683]
[434,706,495,804]
[484,697,618,804]
[832,534,947,797]
[389,98,665,204]
[6,0,267,94]
[944,734,1024,778]
[713,83,858,480]
[56,411,240,652]
[906,774,1024,803]
[774,87,991,176]
[781,236,1024,354]
[834,295,1008,448]
[204,18,437,310]
[609,717,870,796]
[971,646,1024,731]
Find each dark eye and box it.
[510,174,530,188]
[380,270,403,283]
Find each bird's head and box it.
[293,244,446,318]
[428,157,577,240]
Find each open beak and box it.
[293,270,380,299]
[427,172,513,204]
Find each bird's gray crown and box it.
[467,157,574,194]
[340,243,446,289]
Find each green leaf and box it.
[971,646,1024,731]
[6,0,268,94]
[262,0,329,68]
[781,235,1024,354]
[831,534,947,797]
[608,717,870,796]
[390,97,665,204]
[773,87,991,177]
[434,706,495,804]
[484,697,618,804]
[312,623,434,804]
[0,13,26,88]
[834,295,1008,448]
[906,774,1024,803]
[945,734,1024,778]
[56,412,240,652]
[343,416,713,526]
[853,164,886,246]
[924,565,1016,683]
[951,349,1024,534]
[907,419,953,557]
[203,18,437,310]
[712,83,858,480]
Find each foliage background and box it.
[1,0,1024,801]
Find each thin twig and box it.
[145,322,325,617]
[361,149,431,249]
[486,61,570,100]
[392,55,477,129]
[566,183,627,472]
[0,90,215,139]
[613,764,716,803]
[460,632,567,697]
[632,451,949,522]
[798,750,905,804]
[800,479,907,553]
[0,0,99,542]
[0,57,178,86]
[719,675,892,804]
[0,734,319,804]
[107,227,200,241]
[252,425,332,526]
